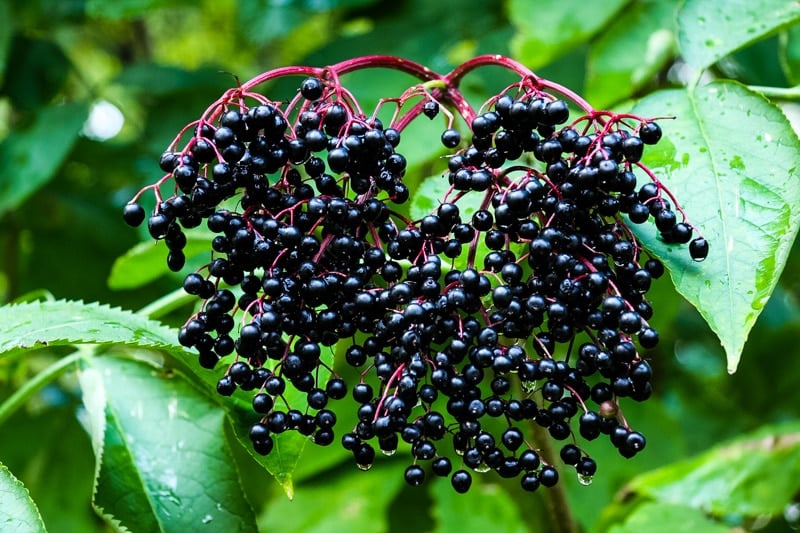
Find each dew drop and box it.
[357,463,373,471]
[380,448,396,456]
[202,515,213,525]
[577,473,593,486]
[474,463,491,473]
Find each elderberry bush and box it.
[124,55,707,494]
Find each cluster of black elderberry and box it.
[124,70,706,494]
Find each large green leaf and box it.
[630,81,800,372]
[585,0,677,107]
[0,462,47,533]
[0,410,101,533]
[509,0,628,69]
[677,0,800,72]
[258,462,405,533]
[624,423,800,517]
[0,300,178,355]
[0,299,310,495]
[79,355,257,532]
[607,502,728,533]
[0,102,89,213]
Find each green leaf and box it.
[225,403,308,499]
[238,0,378,44]
[410,174,484,222]
[0,2,12,86]
[585,0,677,107]
[624,422,800,517]
[0,300,179,355]
[431,479,530,533]
[86,0,181,19]
[112,62,232,98]
[2,36,71,110]
[607,502,728,533]
[0,462,47,533]
[677,0,800,72]
[630,81,800,372]
[509,0,628,69]
[258,462,405,532]
[108,235,212,290]
[0,102,89,213]
[79,355,257,532]
[780,25,800,85]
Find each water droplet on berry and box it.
[577,473,593,486]
[474,462,491,473]
[381,448,396,457]
[356,463,373,471]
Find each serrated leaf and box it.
[0,101,89,213]
[431,479,529,533]
[0,299,310,495]
[607,502,728,533]
[677,0,800,72]
[624,423,800,517]
[0,462,48,533]
[108,235,212,290]
[258,461,405,532]
[0,300,179,355]
[585,0,677,107]
[509,0,628,69]
[79,355,257,533]
[630,81,800,372]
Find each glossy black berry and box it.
[123,203,146,227]
[689,237,709,261]
[404,465,426,486]
[300,77,324,100]
[441,128,461,148]
[451,470,472,493]
[639,121,662,144]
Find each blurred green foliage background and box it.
[1,0,800,532]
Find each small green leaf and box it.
[0,102,89,213]
[624,423,800,517]
[509,0,628,69]
[631,81,800,372]
[108,235,212,290]
[0,300,179,355]
[410,174,484,222]
[79,356,257,533]
[431,479,530,533]
[677,0,800,72]
[258,462,405,532]
[0,462,47,533]
[585,0,677,107]
[607,502,728,533]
